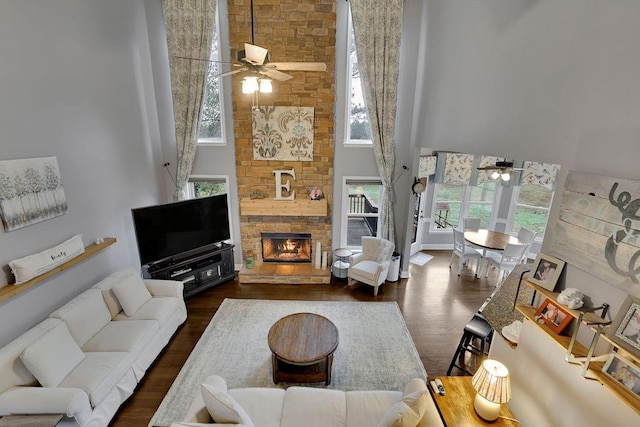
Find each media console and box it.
[143,243,235,297]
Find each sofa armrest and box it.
[0,386,91,419]
[144,279,184,298]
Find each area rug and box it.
[410,252,434,266]
[149,299,426,426]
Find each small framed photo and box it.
[527,253,566,291]
[309,186,324,200]
[603,352,640,397]
[606,295,640,358]
[534,298,573,334]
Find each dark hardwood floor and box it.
[111,250,499,426]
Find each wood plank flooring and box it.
[111,250,499,426]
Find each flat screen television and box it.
[131,195,231,267]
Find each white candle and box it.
[315,241,322,269]
[322,251,328,269]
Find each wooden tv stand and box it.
[144,243,235,297]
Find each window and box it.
[198,8,224,144]
[346,7,371,145]
[342,179,383,248]
[467,182,498,229]
[432,182,498,230]
[510,184,554,238]
[186,176,227,199]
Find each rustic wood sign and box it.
[550,171,640,294]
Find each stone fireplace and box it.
[230,0,336,284]
[262,233,312,263]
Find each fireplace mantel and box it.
[240,198,328,217]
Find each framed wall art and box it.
[535,298,573,334]
[527,253,566,291]
[606,295,640,358]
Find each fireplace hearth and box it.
[261,232,312,263]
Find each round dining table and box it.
[464,229,524,277]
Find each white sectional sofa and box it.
[0,268,187,427]
[169,375,445,427]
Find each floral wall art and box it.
[0,157,68,231]
[252,106,314,161]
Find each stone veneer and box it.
[228,0,336,283]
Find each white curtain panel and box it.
[163,0,216,200]
[350,0,403,244]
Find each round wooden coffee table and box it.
[268,312,339,385]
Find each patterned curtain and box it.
[418,156,437,178]
[520,161,560,190]
[443,153,474,185]
[476,155,502,184]
[163,0,216,200]
[350,0,403,244]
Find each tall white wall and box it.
[0,0,165,346]
[417,1,640,423]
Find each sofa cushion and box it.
[230,388,286,427]
[281,387,346,427]
[376,390,430,427]
[201,383,254,426]
[20,322,85,387]
[112,272,152,316]
[59,351,132,407]
[113,297,178,326]
[49,289,111,347]
[92,268,142,318]
[346,390,402,427]
[350,260,381,280]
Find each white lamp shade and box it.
[501,172,511,181]
[242,76,259,93]
[259,79,272,93]
[490,171,500,180]
[472,359,511,421]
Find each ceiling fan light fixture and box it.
[259,78,272,93]
[501,172,511,181]
[491,171,501,180]
[242,76,259,94]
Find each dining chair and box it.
[449,228,482,276]
[483,243,529,284]
[517,227,537,263]
[463,217,481,231]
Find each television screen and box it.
[132,195,230,266]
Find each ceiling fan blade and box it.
[268,62,327,72]
[244,43,269,66]
[215,68,246,79]
[260,68,293,81]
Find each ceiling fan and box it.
[477,159,524,181]
[216,0,327,84]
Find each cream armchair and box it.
[348,237,395,296]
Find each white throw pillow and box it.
[9,234,84,284]
[112,271,152,316]
[377,390,429,427]
[20,322,85,387]
[201,383,255,426]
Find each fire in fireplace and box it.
[261,232,312,263]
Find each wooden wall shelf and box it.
[517,277,640,415]
[240,198,327,217]
[0,237,116,304]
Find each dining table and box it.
[464,229,525,278]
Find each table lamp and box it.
[471,359,511,421]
